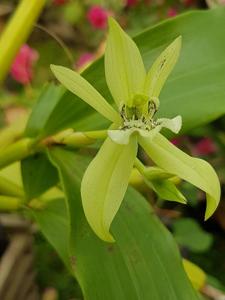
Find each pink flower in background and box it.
[194,138,217,156]
[126,0,139,7]
[87,5,110,29]
[76,52,94,70]
[53,0,68,5]
[171,137,183,146]
[10,45,39,85]
[183,0,195,6]
[167,7,178,18]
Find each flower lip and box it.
[119,99,159,132]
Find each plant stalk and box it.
[0,138,35,170]
[0,176,24,197]
[0,0,46,83]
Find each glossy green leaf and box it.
[21,152,58,200]
[45,147,199,300]
[25,84,65,138]
[33,198,71,270]
[26,84,109,138]
[105,18,146,107]
[139,133,220,219]
[81,136,138,242]
[144,36,182,100]
[51,65,120,124]
[26,9,225,137]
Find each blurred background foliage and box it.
[0,0,225,299]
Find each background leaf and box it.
[32,147,201,300]
[26,8,225,138]
[21,152,59,200]
[172,218,213,252]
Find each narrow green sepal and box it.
[140,133,220,219]
[81,136,138,242]
[51,65,121,124]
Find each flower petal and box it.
[139,133,220,219]
[81,136,138,242]
[105,18,146,108]
[146,178,187,204]
[144,36,182,100]
[158,115,182,134]
[108,127,160,145]
[51,65,121,124]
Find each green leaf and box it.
[45,147,199,300]
[21,152,58,200]
[81,136,138,242]
[50,65,120,124]
[139,133,220,220]
[172,218,213,252]
[144,36,182,100]
[105,18,146,108]
[25,84,65,138]
[33,198,71,270]
[26,9,225,137]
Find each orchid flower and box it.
[51,18,220,242]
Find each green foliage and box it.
[33,147,199,300]
[173,218,213,253]
[1,8,225,299]
[26,9,225,137]
[21,152,58,200]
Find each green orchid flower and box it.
[51,18,220,242]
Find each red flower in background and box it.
[76,52,94,70]
[87,5,110,29]
[194,138,217,156]
[183,0,195,6]
[167,7,178,18]
[126,0,139,7]
[53,0,68,5]
[10,45,39,85]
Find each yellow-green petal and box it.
[139,133,220,219]
[144,36,182,100]
[51,65,120,124]
[81,136,138,242]
[105,18,146,108]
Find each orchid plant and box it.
[51,18,220,242]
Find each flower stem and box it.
[52,129,107,147]
[0,138,35,170]
[0,0,46,83]
[0,176,24,197]
[0,196,23,211]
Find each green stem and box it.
[134,158,146,174]
[0,0,46,83]
[0,138,35,170]
[0,196,23,211]
[0,114,28,150]
[0,176,24,197]
[52,129,107,147]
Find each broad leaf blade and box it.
[139,133,220,219]
[21,152,58,200]
[26,9,225,137]
[45,147,199,300]
[105,18,146,107]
